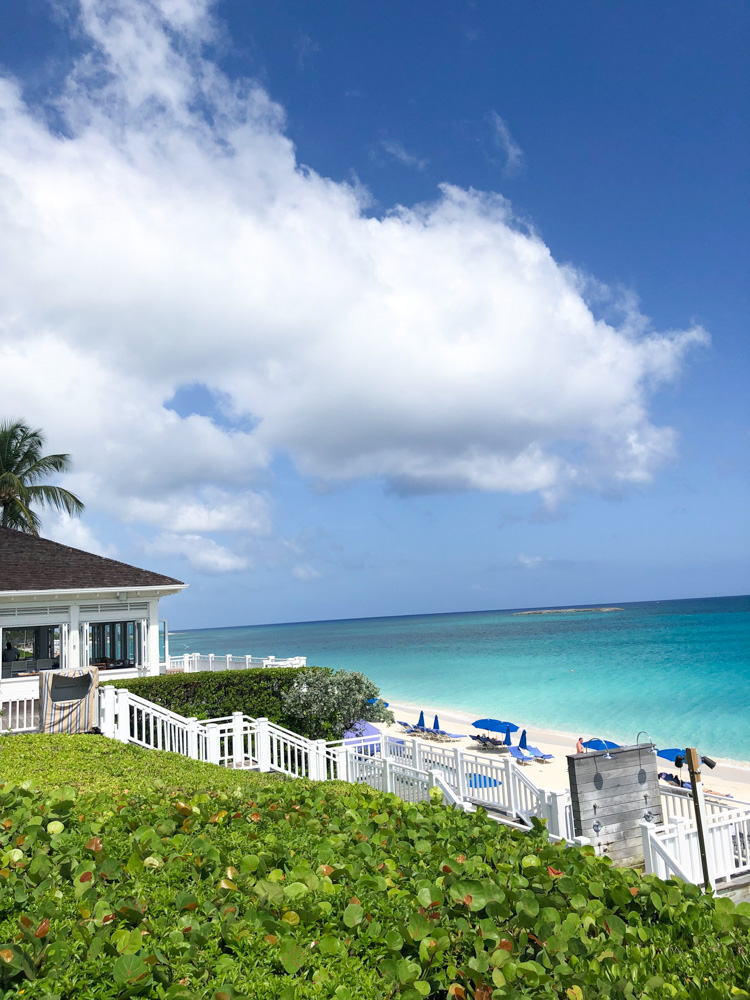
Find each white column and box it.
[255,717,271,772]
[146,600,160,675]
[80,622,90,668]
[383,757,393,794]
[315,739,328,781]
[68,604,80,670]
[503,757,517,816]
[454,747,467,801]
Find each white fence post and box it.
[545,790,567,839]
[454,747,467,801]
[255,718,271,772]
[315,739,328,781]
[115,689,131,743]
[411,738,421,770]
[503,757,517,816]
[206,723,221,765]
[640,821,656,874]
[100,686,117,738]
[225,655,232,671]
[384,758,393,794]
[335,746,349,782]
[232,712,245,768]
[245,655,252,670]
[187,717,199,759]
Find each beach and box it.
[381,698,750,803]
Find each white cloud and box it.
[380,138,428,171]
[518,554,544,570]
[147,533,248,573]
[292,564,322,582]
[44,513,117,558]
[487,112,524,175]
[0,0,708,565]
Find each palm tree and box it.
[0,419,85,535]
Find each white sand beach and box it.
[380,698,750,804]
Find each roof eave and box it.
[0,583,188,600]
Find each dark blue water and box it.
[172,596,750,761]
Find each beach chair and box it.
[524,743,554,763]
[508,746,535,765]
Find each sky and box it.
[0,0,748,630]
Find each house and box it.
[0,527,185,684]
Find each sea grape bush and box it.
[108,667,392,740]
[0,760,748,999]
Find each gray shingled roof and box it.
[0,527,184,593]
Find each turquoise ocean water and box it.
[172,596,750,762]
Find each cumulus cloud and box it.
[292,564,322,582]
[147,533,248,573]
[0,0,707,572]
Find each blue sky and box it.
[0,0,747,629]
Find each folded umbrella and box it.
[519,729,528,750]
[433,714,440,731]
[504,726,512,746]
[416,710,425,729]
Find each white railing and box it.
[167,653,306,673]
[660,785,750,822]
[2,685,585,843]
[642,803,750,889]
[0,694,38,733]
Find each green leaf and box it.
[342,903,364,927]
[279,939,306,975]
[112,954,150,985]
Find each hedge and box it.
[104,667,324,738]
[0,737,749,999]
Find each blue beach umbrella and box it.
[504,726,512,746]
[433,715,440,731]
[416,710,425,729]
[519,729,528,750]
[656,748,685,764]
[583,738,620,751]
[472,718,519,734]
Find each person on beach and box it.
[576,736,584,754]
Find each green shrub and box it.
[107,667,391,740]
[0,738,749,999]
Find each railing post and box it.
[115,688,131,743]
[383,758,393,794]
[245,655,252,670]
[503,756,517,816]
[672,817,688,878]
[255,718,271,772]
[315,739,328,781]
[206,723,221,765]
[232,712,245,768]
[640,820,656,875]
[187,718,199,759]
[226,654,232,671]
[411,737,421,770]
[454,747,467,801]
[545,789,567,839]
[182,653,190,673]
[335,746,349,782]
[100,685,117,738]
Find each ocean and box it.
[171,595,750,763]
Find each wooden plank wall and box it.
[567,745,663,865]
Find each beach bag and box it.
[39,667,99,734]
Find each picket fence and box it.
[641,785,750,891]
[2,685,584,840]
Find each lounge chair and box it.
[524,743,554,763]
[508,746,535,765]
[466,773,502,789]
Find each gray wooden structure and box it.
[568,743,663,865]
